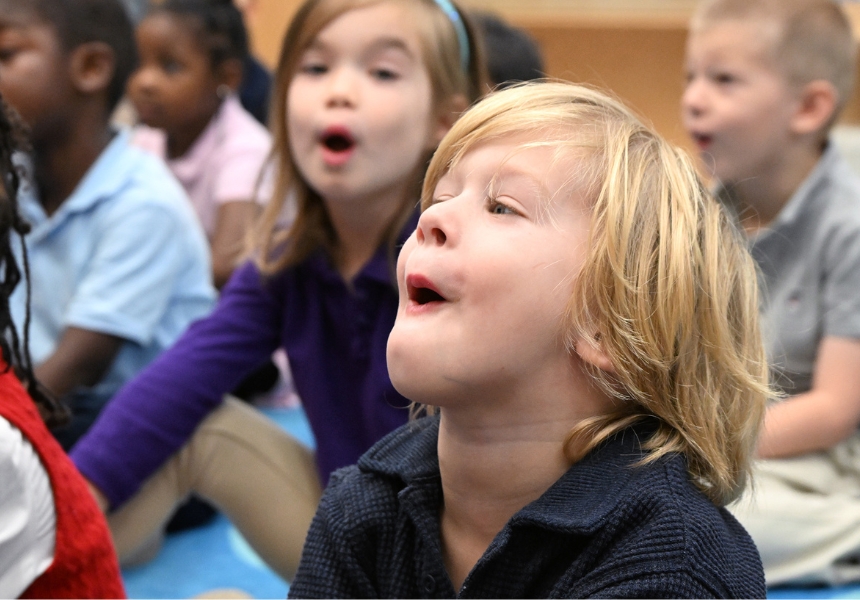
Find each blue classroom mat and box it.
[122,406,314,599]
[121,405,860,599]
[770,585,860,599]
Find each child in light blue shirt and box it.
[0,0,215,448]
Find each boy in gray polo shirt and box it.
[683,0,860,587]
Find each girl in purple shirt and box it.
[70,0,486,581]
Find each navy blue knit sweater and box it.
[290,416,765,598]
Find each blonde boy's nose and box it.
[416,208,449,246]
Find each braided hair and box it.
[155,0,250,68]
[0,96,68,427]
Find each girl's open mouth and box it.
[320,126,356,166]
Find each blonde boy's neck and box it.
[435,364,615,590]
[437,411,574,590]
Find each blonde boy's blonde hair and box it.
[691,0,856,117]
[422,82,770,507]
[251,0,487,274]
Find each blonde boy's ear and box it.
[430,93,469,147]
[69,42,115,97]
[790,80,838,136]
[574,333,616,374]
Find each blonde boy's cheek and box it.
[386,325,415,398]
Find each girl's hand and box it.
[85,478,110,513]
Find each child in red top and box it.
[0,96,123,598]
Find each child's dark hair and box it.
[471,11,544,89]
[153,0,250,68]
[0,97,67,427]
[1,0,138,112]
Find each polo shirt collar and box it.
[718,144,837,242]
[764,143,836,233]
[359,413,663,535]
[170,96,232,184]
[19,129,134,235]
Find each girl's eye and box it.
[300,62,328,76]
[371,67,399,81]
[162,59,183,75]
[0,47,19,62]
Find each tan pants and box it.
[730,432,860,586]
[106,398,322,581]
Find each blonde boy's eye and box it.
[487,198,517,216]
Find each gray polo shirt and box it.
[719,145,860,395]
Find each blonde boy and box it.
[683,0,860,586]
[291,81,769,598]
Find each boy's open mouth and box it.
[411,286,445,305]
[406,274,446,305]
[692,133,713,150]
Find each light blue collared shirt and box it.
[10,130,216,405]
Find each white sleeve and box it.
[0,417,56,598]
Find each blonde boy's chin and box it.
[387,348,435,407]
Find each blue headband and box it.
[433,0,470,73]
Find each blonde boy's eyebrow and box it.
[493,165,549,196]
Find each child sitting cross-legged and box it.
[289,81,770,599]
[683,0,860,586]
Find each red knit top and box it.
[0,364,125,598]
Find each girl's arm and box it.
[209,97,271,288]
[70,260,284,509]
[757,335,860,458]
[210,200,259,288]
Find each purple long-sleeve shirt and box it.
[70,233,413,508]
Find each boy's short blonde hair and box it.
[422,81,770,507]
[691,0,856,118]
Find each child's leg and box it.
[106,397,322,580]
[730,432,860,586]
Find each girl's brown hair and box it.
[422,81,770,506]
[251,0,486,275]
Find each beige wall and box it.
[245,0,860,150]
